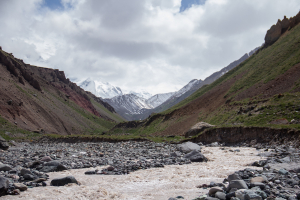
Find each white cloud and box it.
[0,0,299,94]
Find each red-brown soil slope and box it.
[0,48,123,136]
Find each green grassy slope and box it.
[107,21,300,138]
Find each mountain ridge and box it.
[108,12,300,138]
[0,47,123,137]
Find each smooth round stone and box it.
[84,170,96,175]
[215,192,226,200]
[0,164,12,172]
[13,183,27,191]
[278,169,289,175]
[228,180,249,191]
[245,193,262,200]
[250,182,265,190]
[209,187,224,196]
[250,177,265,183]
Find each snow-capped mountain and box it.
[146,92,175,108]
[104,92,176,120]
[126,90,153,99]
[104,94,154,116]
[171,79,202,98]
[76,78,123,99]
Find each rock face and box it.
[185,122,215,138]
[264,12,300,46]
[265,20,282,45]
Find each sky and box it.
[0,0,299,94]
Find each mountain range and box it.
[112,50,256,121]
[76,49,256,121]
[1,12,300,144]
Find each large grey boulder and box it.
[51,176,78,186]
[184,150,208,162]
[0,176,9,196]
[177,142,201,153]
[41,161,68,172]
[228,180,248,192]
[0,136,9,150]
[0,164,12,172]
[228,173,242,182]
[185,122,215,137]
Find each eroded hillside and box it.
[0,48,124,139]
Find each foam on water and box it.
[3,147,265,200]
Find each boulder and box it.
[245,193,262,200]
[51,176,78,186]
[20,168,32,176]
[228,173,242,182]
[185,122,215,137]
[0,136,9,150]
[250,176,266,184]
[183,150,208,162]
[0,164,12,172]
[13,183,27,191]
[265,21,282,46]
[215,192,226,200]
[40,156,52,162]
[170,151,181,157]
[177,142,201,153]
[208,187,224,196]
[0,176,9,196]
[41,161,68,172]
[228,180,248,191]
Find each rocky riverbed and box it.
[0,140,299,199]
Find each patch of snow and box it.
[76,78,123,99]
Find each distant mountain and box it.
[77,78,123,99]
[146,92,175,108]
[104,50,256,121]
[104,92,175,121]
[132,49,259,120]
[103,94,152,120]
[127,90,153,99]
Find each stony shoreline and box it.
[0,141,299,199]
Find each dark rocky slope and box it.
[0,48,123,137]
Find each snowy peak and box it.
[172,79,202,98]
[127,90,153,99]
[77,78,123,99]
[105,94,154,115]
[146,92,175,108]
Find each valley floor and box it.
[2,146,263,200]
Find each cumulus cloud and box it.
[0,0,299,94]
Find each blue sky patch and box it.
[180,0,206,12]
[41,0,72,10]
